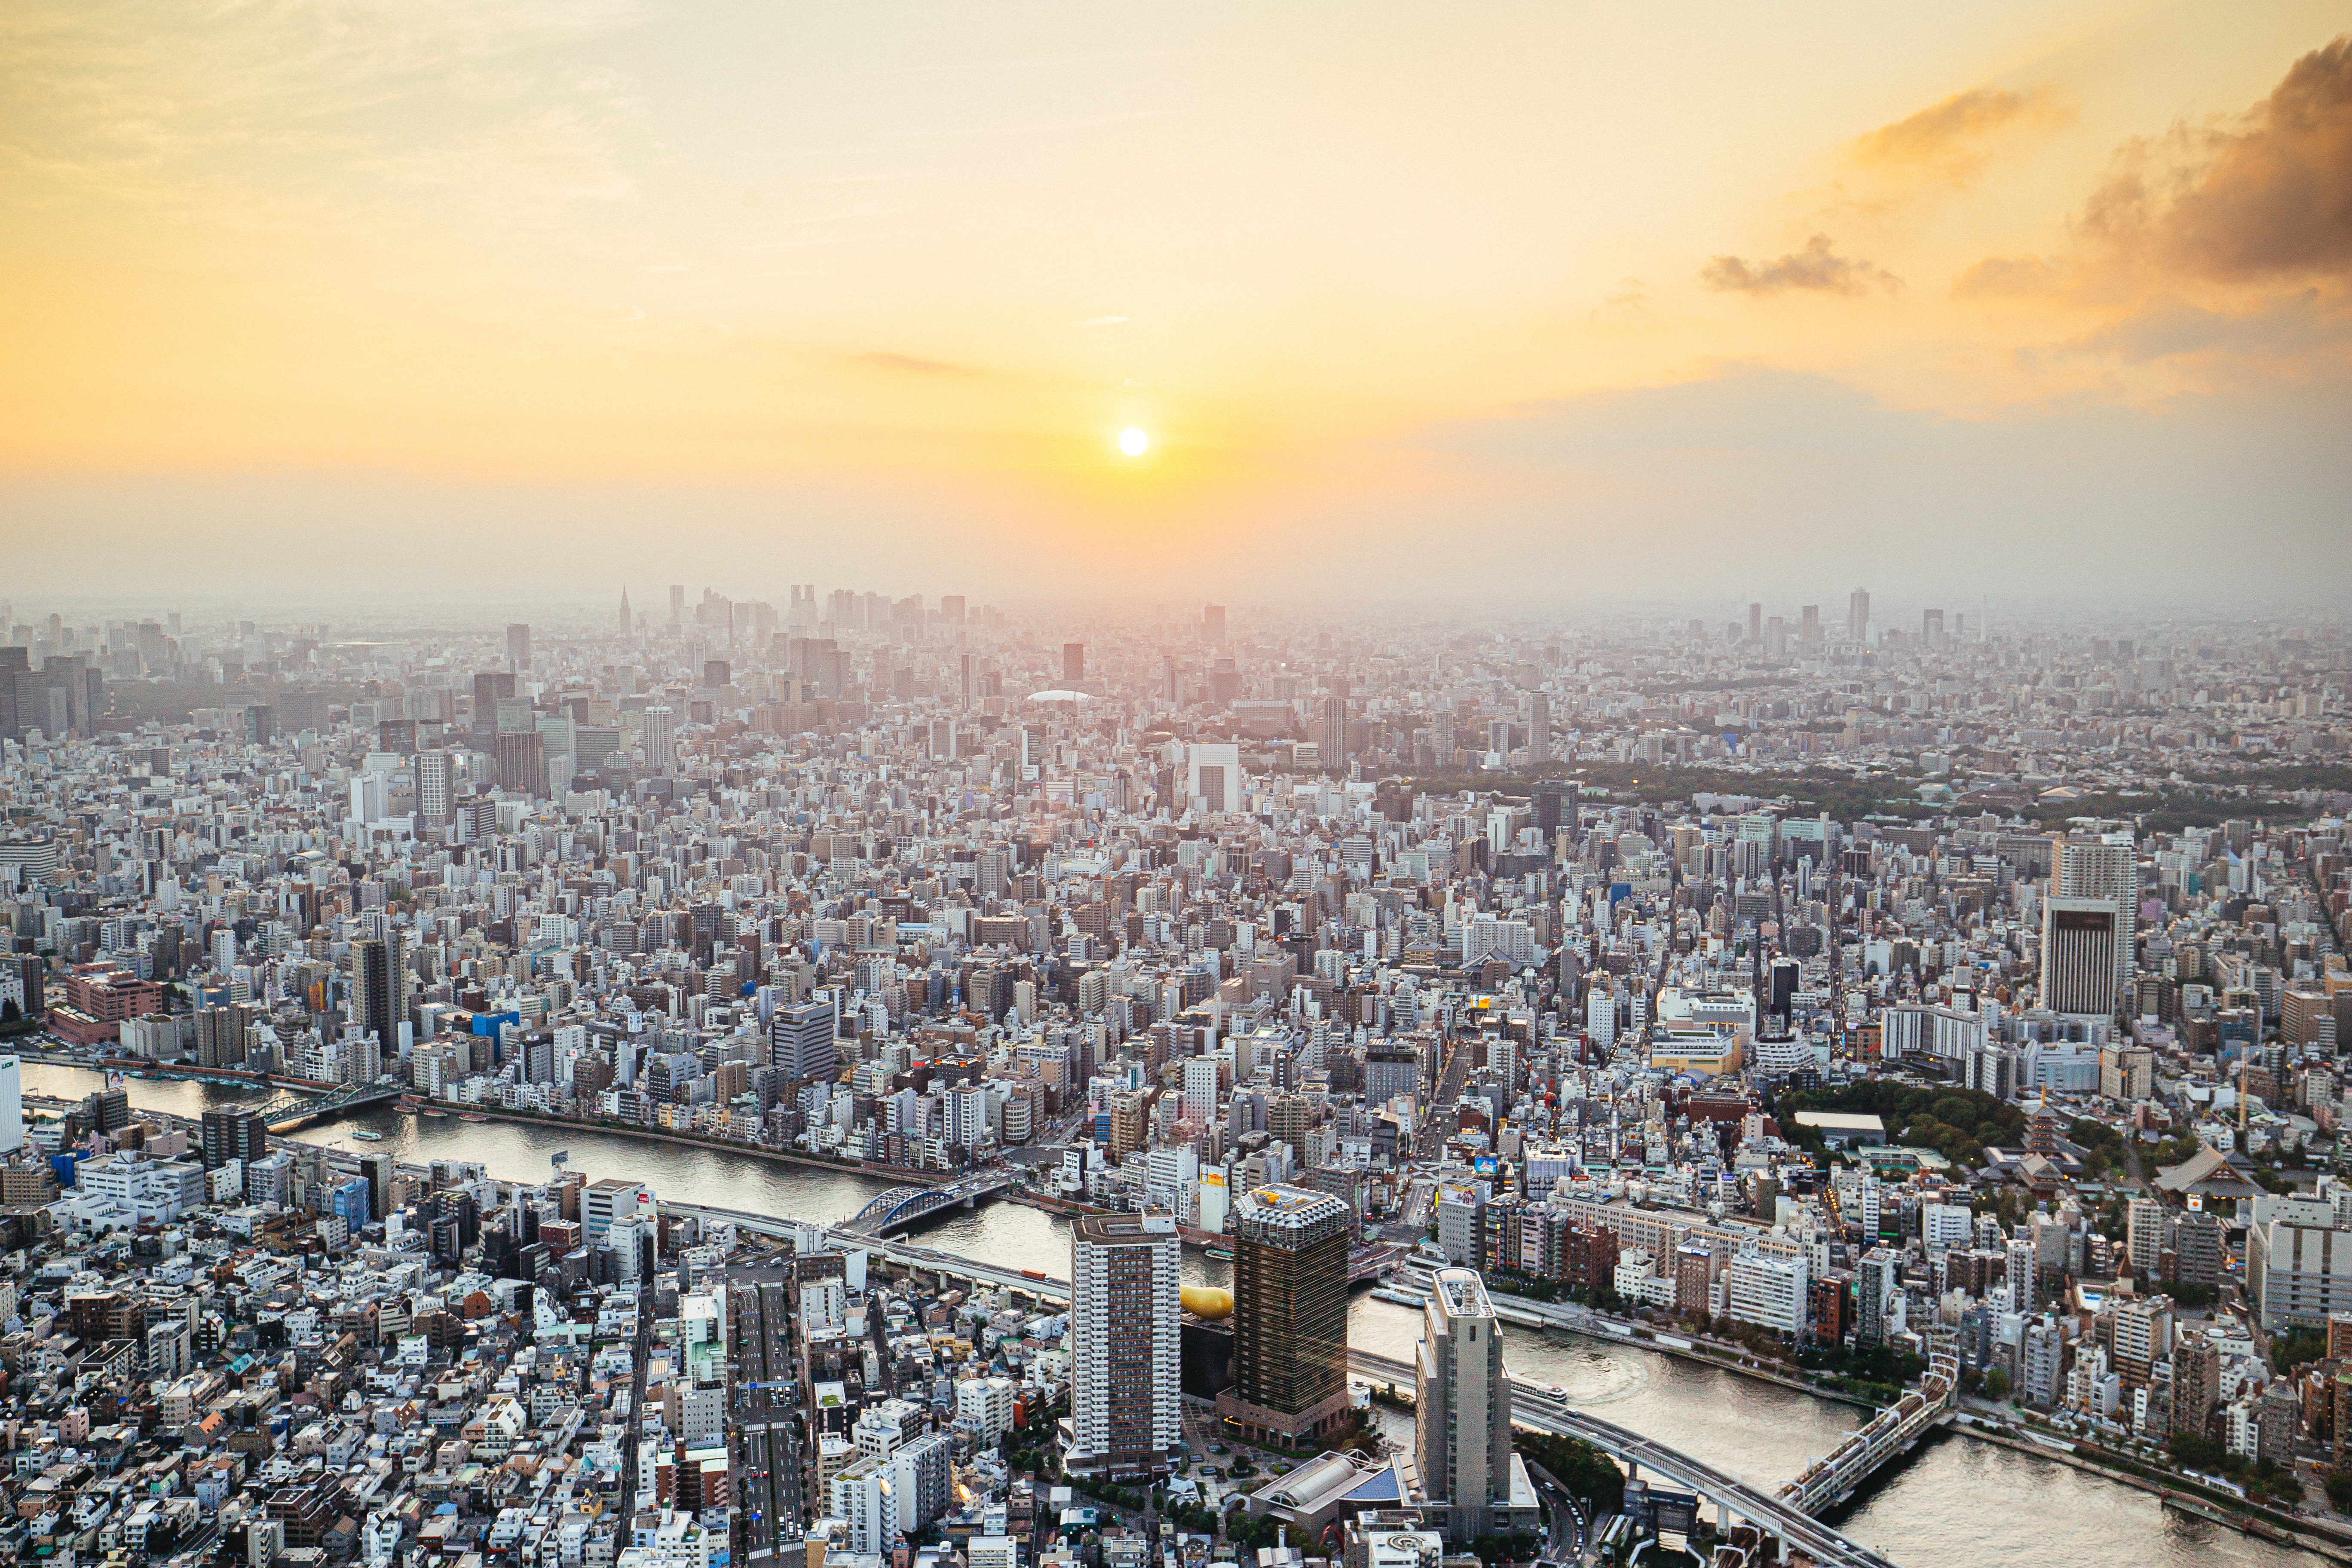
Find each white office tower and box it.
[1416,1268,1514,1537]
[643,704,677,774]
[2041,897,2122,1020]
[2056,835,2137,1014]
[1068,1209,1182,1479]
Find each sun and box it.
[1117,426,1149,457]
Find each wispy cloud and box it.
[1701,234,1900,296]
[1847,86,2070,185]
[1076,315,1128,328]
[854,351,983,377]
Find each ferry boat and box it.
[457,1112,490,1123]
[396,1096,421,1112]
[421,1108,450,1118]
[350,1129,386,1142]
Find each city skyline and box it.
[5,4,2350,602]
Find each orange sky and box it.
[3,2,2348,604]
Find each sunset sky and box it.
[4,2,2349,607]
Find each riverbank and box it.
[1476,1287,1885,1412]
[387,1101,955,1188]
[1955,1418,2352,1565]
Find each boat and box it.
[396,1096,420,1112]
[457,1112,490,1123]
[422,1109,450,1118]
[350,1129,386,1142]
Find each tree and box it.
[2326,1471,2352,1513]
[1982,1368,2009,1402]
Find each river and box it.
[27,1063,2323,1568]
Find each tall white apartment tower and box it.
[1068,1209,1182,1479]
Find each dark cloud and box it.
[854,351,980,375]
[1701,233,1900,296]
[2082,34,2352,280]
[1849,86,2067,183]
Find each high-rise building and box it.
[1320,695,1348,767]
[1416,1268,1514,1537]
[1526,692,1550,768]
[1800,604,1820,647]
[770,996,838,1082]
[2042,897,2121,1019]
[643,705,677,774]
[1204,604,1225,644]
[669,584,686,625]
[507,622,531,673]
[617,586,632,634]
[2056,836,2137,1014]
[1747,601,1762,643]
[201,1107,270,1170]
[471,670,515,730]
[1067,1210,1182,1479]
[1218,1185,1351,1447]
[414,750,453,825]
[1532,780,1578,842]
[1063,642,1085,683]
[349,932,408,1053]
[1848,587,1871,646]
[494,730,545,797]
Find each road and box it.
[730,1264,805,1564]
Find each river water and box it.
[29,1064,2322,1568]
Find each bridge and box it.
[838,1171,1014,1237]
[1779,1353,1957,1515]
[251,1080,408,1132]
[1350,1348,1906,1568]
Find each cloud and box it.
[1701,234,1900,296]
[1950,254,2071,300]
[854,351,981,376]
[2081,34,2352,282]
[1848,86,2069,184]
[2067,290,2352,365]
[1075,315,1128,328]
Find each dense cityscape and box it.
[0,591,2349,1568]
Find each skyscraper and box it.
[2041,897,2121,1019]
[1417,1268,1514,1537]
[643,705,677,774]
[1217,1185,1351,1448]
[1063,641,1086,683]
[1067,1210,1182,1479]
[617,587,632,634]
[2056,835,2137,1014]
[349,932,408,1052]
[1204,603,1225,644]
[414,750,453,825]
[1526,692,1550,768]
[1800,603,1820,647]
[507,622,531,672]
[1848,587,1871,646]
[1747,601,1762,643]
